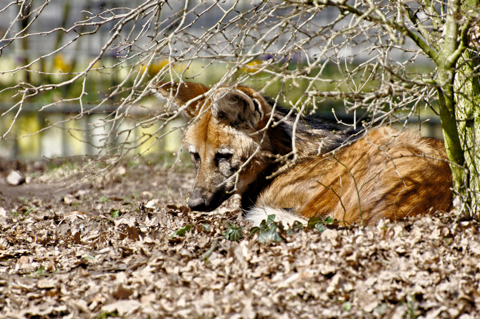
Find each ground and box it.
[0,157,479,319]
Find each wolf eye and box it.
[215,152,232,163]
[191,152,200,163]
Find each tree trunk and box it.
[434,0,466,208]
[436,68,466,199]
[454,48,480,215]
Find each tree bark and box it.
[434,0,466,203]
[453,0,480,214]
[435,0,480,215]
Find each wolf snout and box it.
[188,194,208,211]
[188,187,214,211]
[188,186,229,212]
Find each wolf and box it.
[154,81,453,226]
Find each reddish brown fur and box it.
[154,81,453,226]
[257,127,452,225]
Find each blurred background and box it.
[0,0,442,161]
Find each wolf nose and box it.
[188,195,207,211]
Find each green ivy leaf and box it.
[170,225,193,239]
[343,301,352,311]
[266,214,276,224]
[315,223,325,233]
[257,223,284,243]
[249,226,260,236]
[307,216,322,229]
[99,195,110,203]
[324,216,334,224]
[308,216,335,232]
[223,224,243,241]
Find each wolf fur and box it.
[154,81,453,226]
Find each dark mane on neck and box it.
[262,96,361,156]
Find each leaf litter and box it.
[0,159,479,318]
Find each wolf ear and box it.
[153,81,209,119]
[211,88,267,130]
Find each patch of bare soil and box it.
[0,158,479,318]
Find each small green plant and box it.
[250,214,284,243]
[170,225,193,239]
[343,301,352,311]
[223,223,243,241]
[10,207,35,218]
[98,311,119,319]
[406,292,418,319]
[33,265,46,277]
[110,210,120,218]
[99,196,110,203]
[19,197,28,203]
[307,216,335,233]
[23,207,35,216]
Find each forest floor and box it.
[0,157,479,319]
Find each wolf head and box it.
[154,81,276,212]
